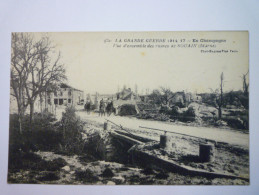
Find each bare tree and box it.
[242,72,249,96]
[160,87,176,106]
[10,33,38,133]
[10,33,66,131]
[210,72,224,119]
[25,36,66,122]
[134,84,138,94]
[235,71,249,110]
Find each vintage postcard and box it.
[8,31,249,185]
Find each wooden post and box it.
[160,135,174,151]
[199,143,215,162]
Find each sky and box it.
[35,32,248,95]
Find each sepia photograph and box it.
[8,31,249,185]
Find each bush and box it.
[58,106,85,155]
[102,168,114,178]
[37,171,60,181]
[83,133,106,160]
[9,112,61,153]
[159,105,171,114]
[9,112,65,174]
[170,106,180,116]
[155,171,169,179]
[180,107,196,122]
[8,151,66,172]
[9,114,24,151]
[45,158,67,171]
[222,117,248,130]
[8,151,41,171]
[154,113,170,121]
[8,108,87,177]
[9,106,86,170]
[141,167,155,175]
[75,169,99,183]
[184,107,196,117]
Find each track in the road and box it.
[77,111,249,148]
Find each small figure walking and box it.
[99,98,105,117]
[86,101,91,114]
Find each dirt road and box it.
[76,111,249,149]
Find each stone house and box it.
[51,83,84,106]
[10,83,84,115]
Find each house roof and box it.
[60,83,83,92]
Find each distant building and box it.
[185,93,202,103]
[169,91,202,106]
[10,83,84,114]
[52,83,84,106]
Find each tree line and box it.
[148,72,249,120]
